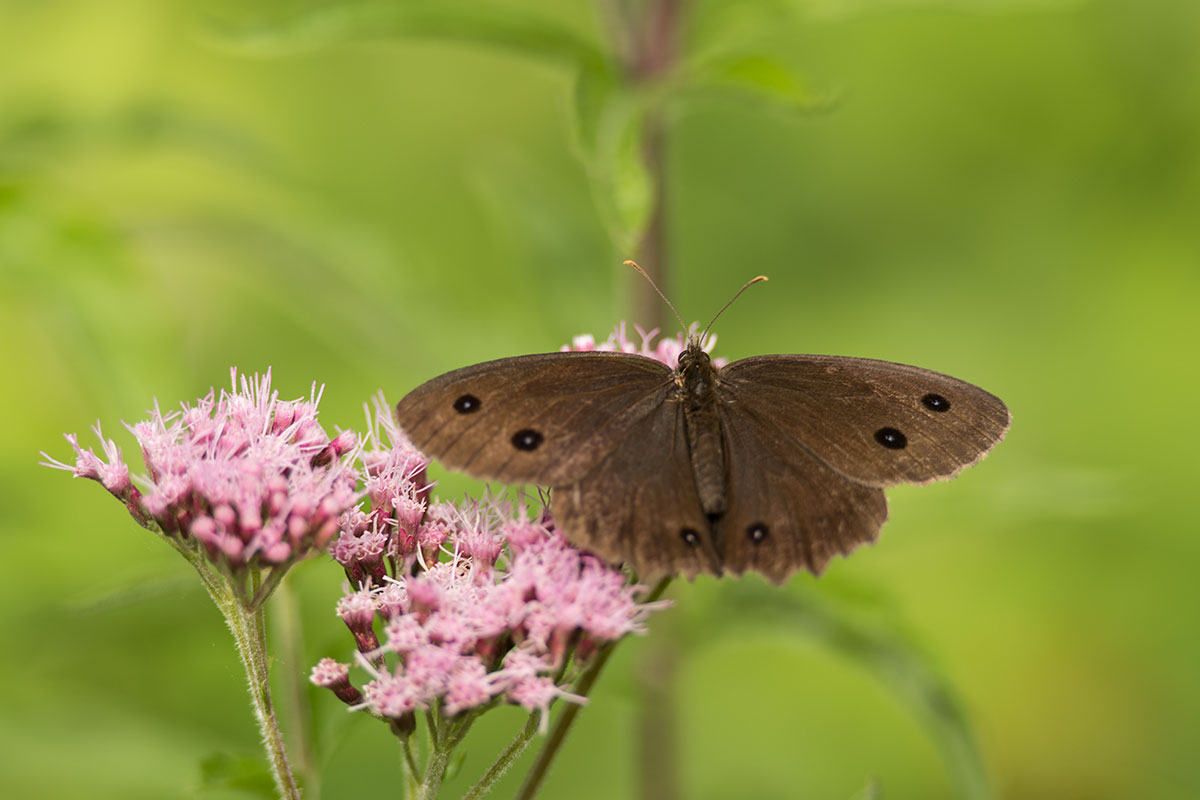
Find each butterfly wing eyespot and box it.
[719,354,1010,488]
[921,393,950,412]
[511,429,544,451]
[874,427,908,450]
[395,351,673,487]
[747,523,769,544]
[452,394,481,414]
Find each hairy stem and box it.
[204,565,300,800]
[417,719,452,800]
[463,711,543,800]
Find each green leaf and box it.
[688,52,838,113]
[709,582,993,800]
[444,747,469,782]
[197,752,278,799]
[571,62,622,159]
[568,65,657,255]
[612,107,654,253]
[207,0,608,72]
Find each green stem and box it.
[250,563,291,612]
[462,711,542,800]
[187,551,300,800]
[512,645,616,800]
[425,707,443,748]
[147,524,301,797]
[402,736,423,789]
[231,586,300,799]
[417,716,452,800]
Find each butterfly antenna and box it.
[626,260,688,334]
[700,275,768,341]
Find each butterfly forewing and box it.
[717,402,889,583]
[395,351,673,486]
[553,400,722,581]
[718,355,1010,487]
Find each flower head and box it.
[562,321,725,368]
[331,394,431,583]
[44,368,360,574]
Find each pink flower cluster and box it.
[331,394,434,585]
[46,361,668,731]
[562,321,725,368]
[44,369,359,571]
[316,398,661,725]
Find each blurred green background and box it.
[4,0,1198,798]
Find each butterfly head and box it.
[677,335,709,366]
[677,337,718,401]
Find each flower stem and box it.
[512,645,617,800]
[402,736,423,787]
[197,555,300,800]
[250,564,290,612]
[463,711,543,800]
[417,716,452,800]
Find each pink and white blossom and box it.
[562,321,725,368]
[43,368,360,572]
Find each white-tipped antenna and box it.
[701,275,768,341]
[626,260,688,334]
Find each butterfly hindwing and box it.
[553,399,722,581]
[718,355,1010,488]
[717,401,889,583]
[395,351,673,486]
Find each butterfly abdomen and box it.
[685,403,727,520]
[678,342,728,521]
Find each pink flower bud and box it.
[376,583,408,619]
[310,658,363,706]
[364,673,419,718]
[337,588,380,653]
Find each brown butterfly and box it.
[395,272,1009,584]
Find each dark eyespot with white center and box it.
[747,523,769,544]
[680,528,701,547]
[511,429,544,451]
[453,394,481,414]
[874,427,907,450]
[921,393,950,412]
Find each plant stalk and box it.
[463,711,543,800]
[192,553,300,800]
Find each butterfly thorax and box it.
[676,338,718,402]
[676,338,727,520]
